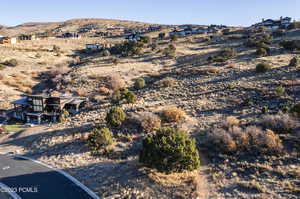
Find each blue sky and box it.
[1,0,300,26]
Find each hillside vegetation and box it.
[0,19,300,199]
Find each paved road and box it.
[0,155,99,199]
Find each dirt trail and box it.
[193,151,211,199]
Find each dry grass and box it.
[145,168,198,188]
[222,116,240,129]
[208,121,283,155]
[140,112,161,133]
[99,86,111,95]
[236,180,265,193]
[76,88,88,97]
[161,106,186,123]
[108,74,126,90]
[261,113,300,134]
[159,77,178,88]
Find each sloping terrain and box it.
[0,18,154,37]
[0,23,300,199]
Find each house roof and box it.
[11,98,28,105]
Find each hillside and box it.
[0,19,300,199]
[0,18,155,37]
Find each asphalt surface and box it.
[0,155,97,199]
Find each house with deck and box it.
[251,17,292,31]
[10,93,87,124]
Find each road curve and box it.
[0,154,100,199]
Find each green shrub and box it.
[208,48,236,63]
[162,44,176,58]
[208,56,226,63]
[125,90,137,103]
[289,57,300,67]
[111,90,123,103]
[290,102,300,117]
[139,127,200,173]
[35,53,42,58]
[158,32,166,40]
[58,109,69,123]
[4,59,18,67]
[0,64,5,70]
[101,49,111,56]
[220,48,237,58]
[256,48,268,57]
[110,40,144,57]
[87,128,114,153]
[106,106,126,127]
[245,34,272,47]
[262,106,269,114]
[134,78,146,90]
[52,45,61,53]
[170,34,178,42]
[280,40,300,51]
[111,88,137,104]
[256,63,272,73]
[140,36,151,44]
[275,85,285,97]
[257,26,267,33]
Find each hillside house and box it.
[169,29,186,37]
[125,33,141,41]
[60,32,80,38]
[79,28,93,34]
[0,37,17,44]
[10,93,87,124]
[86,43,103,51]
[195,28,209,34]
[18,34,36,41]
[252,17,292,31]
[148,26,162,32]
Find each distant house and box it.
[86,43,103,51]
[53,28,63,33]
[125,33,141,41]
[60,32,80,38]
[183,28,193,35]
[0,37,17,44]
[195,28,209,34]
[18,34,36,41]
[169,29,186,37]
[10,93,87,124]
[148,26,162,32]
[252,17,292,31]
[79,28,93,34]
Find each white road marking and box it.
[0,182,22,199]
[14,155,100,199]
